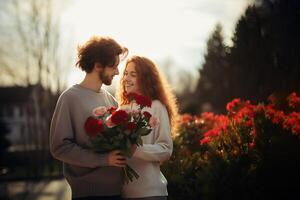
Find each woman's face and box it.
[123,62,141,94]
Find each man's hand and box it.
[107,150,126,167]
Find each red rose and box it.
[126,92,152,108]
[125,122,137,130]
[135,94,152,107]
[143,111,152,120]
[126,92,139,101]
[84,117,103,137]
[107,106,117,113]
[111,110,129,125]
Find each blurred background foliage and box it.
[181,0,300,114]
[163,92,300,200]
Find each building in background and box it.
[0,84,57,152]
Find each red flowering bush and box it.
[199,93,300,153]
[162,92,300,200]
[84,93,156,183]
[287,92,300,109]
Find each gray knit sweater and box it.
[50,84,121,198]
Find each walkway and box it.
[0,179,71,200]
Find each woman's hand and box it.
[130,144,137,156]
[107,150,126,167]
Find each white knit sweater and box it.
[122,100,173,198]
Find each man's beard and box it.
[99,72,113,85]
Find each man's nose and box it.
[115,68,119,75]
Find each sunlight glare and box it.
[62,0,251,88]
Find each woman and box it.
[117,56,178,200]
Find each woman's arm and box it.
[133,101,173,162]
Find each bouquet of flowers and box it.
[84,93,157,183]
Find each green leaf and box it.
[124,130,131,136]
[126,138,131,149]
[137,127,152,136]
[137,137,143,146]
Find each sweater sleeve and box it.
[133,101,173,162]
[50,93,108,168]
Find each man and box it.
[50,36,128,200]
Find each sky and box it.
[61,0,251,91]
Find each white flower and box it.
[119,104,131,113]
[131,109,140,118]
[119,102,140,113]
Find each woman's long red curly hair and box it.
[117,56,178,136]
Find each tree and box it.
[194,24,230,113]
[180,0,300,115]
[0,0,71,178]
[228,0,300,102]
[0,0,70,92]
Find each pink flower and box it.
[92,106,107,117]
[131,110,140,118]
[149,116,159,128]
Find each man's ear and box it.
[94,62,103,72]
